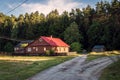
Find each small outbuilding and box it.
[92,45,105,52]
[14,40,33,53]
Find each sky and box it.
[0,0,112,17]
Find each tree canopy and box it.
[0,0,120,52]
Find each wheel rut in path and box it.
[27,55,118,80]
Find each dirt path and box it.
[27,55,117,80]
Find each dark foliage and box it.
[0,0,120,52]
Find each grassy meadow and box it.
[100,59,120,80]
[0,56,75,80]
[86,54,107,61]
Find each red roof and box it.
[41,36,69,47]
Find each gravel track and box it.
[27,55,118,80]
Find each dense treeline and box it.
[0,0,120,52]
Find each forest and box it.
[0,0,120,52]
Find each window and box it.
[57,47,60,52]
[44,47,46,51]
[39,38,42,42]
[64,48,66,51]
[52,47,55,50]
[33,47,36,49]
[59,48,61,52]
[28,48,31,52]
[15,48,19,50]
[14,48,17,51]
[36,47,38,51]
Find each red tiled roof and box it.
[41,36,69,47]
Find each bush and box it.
[45,49,55,56]
[45,50,50,56]
[4,42,14,53]
[70,42,82,53]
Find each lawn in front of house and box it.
[86,54,107,61]
[0,56,75,80]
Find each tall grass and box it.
[0,56,75,80]
[100,59,120,80]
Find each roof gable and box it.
[41,36,69,47]
[25,36,69,48]
[27,37,50,47]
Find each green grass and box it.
[86,52,119,61]
[86,54,107,61]
[0,56,75,80]
[99,59,120,80]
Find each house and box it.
[14,36,69,55]
[14,40,33,53]
[92,45,105,52]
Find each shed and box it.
[14,40,33,53]
[92,45,105,52]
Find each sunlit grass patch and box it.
[87,51,120,61]
[0,56,55,61]
[0,56,75,80]
[90,50,120,55]
[86,54,107,61]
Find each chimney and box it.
[50,35,53,38]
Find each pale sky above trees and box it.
[0,0,112,16]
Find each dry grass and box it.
[90,50,120,55]
[87,50,120,61]
[0,56,76,80]
[0,56,54,61]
